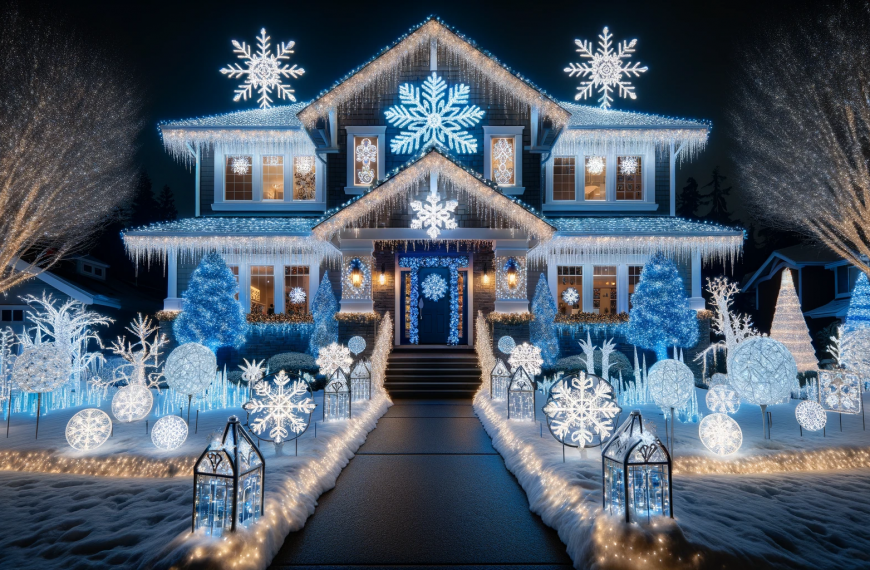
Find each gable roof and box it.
[742,244,840,292]
[11,260,121,309]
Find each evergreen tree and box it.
[308,273,338,356]
[157,184,177,221]
[699,167,733,225]
[770,269,818,371]
[530,273,560,369]
[130,171,161,227]
[174,252,248,351]
[844,271,870,333]
[626,253,699,361]
[677,177,701,218]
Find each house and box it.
[122,17,742,359]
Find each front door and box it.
[418,267,451,344]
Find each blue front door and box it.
[418,268,450,344]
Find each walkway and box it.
[269,399,572,569]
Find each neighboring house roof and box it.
[742,244,841,292]
[11,260,121,309]
[72,255,110,269]
[805,298,850,320]
[561,103,710,130]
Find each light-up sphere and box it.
[706,385,740,414]
[561,287,580,305]
[699,413,742,455]
[708,373,729,388]
[13,343,71,393]
[795,400,827,432]
[348,336,366,355]
[727,337,796,406]
[66,408,112,451]
[840,329,870,378]
[647,359,694,409]
[164,343,216,395]
[111,384,153,422]
[498,336,516,355]
[151,415,189,450]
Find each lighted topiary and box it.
[844,271,870,334]
[530,273,560,369]
[308,273,339,356]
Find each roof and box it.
[805,298,850,319]
[551,217,741,236]
[124,217,316,236]
[742,244,840,291]
[157,103,307,130]
[11,260,121,309]
[561,103,710,130]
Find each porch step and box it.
[385,350,481,399]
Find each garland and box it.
[554,312,630,325]
[155,310,180,322]
[156,310,315,325]
[486,312,534,325]
[399,256,468,344]
[334,312,380,323]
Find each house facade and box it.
[123,18,742,357]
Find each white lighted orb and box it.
[706,384,740,414]
[165,343,216,396]
[561,287,580,305]
[66,408,112,451]
[795,400,827,432]
[647,359,694,409]
[497,336,516,355]
[699,413,742,456]
[727,337,796,406]
[348,336,367,356]
[13,343,71,393]
[111,384,153,422]
[151,415,189,450]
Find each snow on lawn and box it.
[474,384,870,570]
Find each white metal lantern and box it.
[324,369,351,421]
[491,359,511,401]
[350,359,372,401]
[508,367,535,421]
[192,416,264,536]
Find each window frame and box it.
[345,126,386,195]
[213,149,324,211]
[483,126,524,195]
[549,257,652,314]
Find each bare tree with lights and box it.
[0,9,142,293]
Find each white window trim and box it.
[548,256,650,314]
[483,126,524,195]
[213,149,325,211]
[345,126,387,195]
[226,258,317,315]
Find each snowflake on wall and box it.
[316,342,353,378]
[111,384,153,423]
[620,156,639,175]
[818,370,863,414]
[543,372,621,447]
[220,28,305,109]
[231,156,251,175]
[699,413,743,456]
[288,287,307,305]
[509,342,544,377]
[564,27,647,109]
[385,72,485,154]
[422,273,448,301]
[561,287,580,305]
[492,138,514,185]
[66,408,112,451]
[410,190,458,239]
[355,138,377,184]
[244,370,315,443]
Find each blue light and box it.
[399,256,468,345]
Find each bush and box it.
[267,352,317,374]
[227,370,244,384]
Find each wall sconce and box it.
[379,264,386,285]
[505,258,518,290]
[482,262,490,285]
[351,266,363,288]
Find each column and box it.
[163,250,182,311]
[339,239,375,313]
[689,250,705,310]
[493,239,529,313]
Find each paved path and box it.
[269,399,572,570]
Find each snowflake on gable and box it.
[385,72,485,154]
[410,190,458,239]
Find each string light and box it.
[770,270,818,371]
[0,450,194,478]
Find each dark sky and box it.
[33,0,807,219]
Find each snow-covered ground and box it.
[474,383,870,570]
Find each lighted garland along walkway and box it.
[269,398,572,569]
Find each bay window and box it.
[546,150,655,210]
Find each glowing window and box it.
[585,156,606,201]
[225,156,253,201]
[593,266,617,315]
[628,265,643,309]
[249,266,274,315]
[491,137,515,186]
[553,158,576,201]
[557,266,583,314]
[284,266,310,313]
[616,156,643,201]
[293,156,316,200]
[262,156,284,200]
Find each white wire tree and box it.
[695,277,759,377]
[770,270,818,372]
[91,314,167,393]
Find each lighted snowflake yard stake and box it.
[422,273,448,301]
[620,156,639,175]
[699,413,742,456]
[111,384,153,423]
[509,342,544,377]
[564,27,647,109]
[244,370,315,443]
[239,358,266,384]
[66,408,112,451]
[543,372,621,447]
[410,190,458,239]
[796,400,827,432]
[151,415,188,450]
[385,72,485,154]
[231,156,251,175]
[561,287,580,305]
[288,287,307,305]
[706,384,740,414]
[586,156,605,175]
[818,370,862,414]
[316,342,352,377]
[348,336,366,356]
[220,28,305,108]
[497,336,516,355]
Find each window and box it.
[491,137,516,186]
[293,156,316,200]
[0,309,24,322]
[284,266,310,314]
[593,266,617,315]
[557,266,583,315]
[836,266,861,296]
[628,265,643,309]
[225,155,253,201]
[553,158,576,201]
[94,267,103,277]
[262,156,284,200]
[83,264,93,273]
[584,156,606,201]
[616,156,643,201]
[353,137,378,187]
[229,265,239,300]
[249,266,274,315]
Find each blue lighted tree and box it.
[844,271,870,333]
[530,273,560,369]
[174,252,248,351]
[308,273,339,356]
[627,253,698,361]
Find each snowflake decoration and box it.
[543,372,621,447]
[422,273,448,301]
[699,413,742,456]
[497,336,516,355]
[795,400,826,432]
[244,370,315,443]
[410,190,458,239]
[509,342,544,377]
[561,287,580,305]
[355,138,377,185]
[385,72,485,154]
[231,156,251,175]
[818,370,863,414]
[316,342,353,377]
[586,156,605,175]
[564,27,647,109]
[620,156,639,175]
[348,336,367,355]
[288,287,307,305]
[151,415,188,450]
[238,358,266,384]
[492,138,514,185]
[66,408,112,451]
[705,384,740,414]
[111,384,153,423]
[295,156,314,174]
[220,28,305,109]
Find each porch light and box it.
[506,263,518,289]
[483,262,490,285]
[351,266,363,288]
[379,264,386,285]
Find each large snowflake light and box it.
[699,413,742,456]
[111,384,153,422]
[410,190,458,239]
[561,287,580,305]
[385,72,484,154]
[586,156,605,175]
[220,28,305,109]
[288,287,307,305]
[543,372,620,447]
[66,408,112,451]
[818,370,862,414]
[705,384,740,414]
[509,342,544,377]
[316,342,352,377]
[231,156,251,175]
[620,156,639,175]
[564,27,647,109]
[422,273,448,301]
[244,370,315,443]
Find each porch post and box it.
[493,239,530,313]
[689,250,705,311]
[163,250,182,311]
[339,238,375,313]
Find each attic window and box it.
[83,264,93,273]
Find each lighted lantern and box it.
[324,368,351,421]
[351,267,363,288]
[482,262,490,285]
[508,366,535,421]
[192,416,265,536]
[505,258,519,289]
[379,263,386,285]
[350,359,372,401]
[491,358,511,400]
[602,411,673,524]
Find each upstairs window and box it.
[616,156,643,201]
[226,155,253,201]
[262,156,284,200]
[553,158,576,201]
[353,137,378,186]
[491,137,516,186]
[293,156,316,200]
[585,156,606,201]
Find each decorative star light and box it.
[385,72,485,154]
[564,27,647,109]
[543,372,621,447]
[288,287,307,305]
[509,342,544,377]
[492,138,514,185]
[348,336,366,356]
[497,336,516,355]
[244,370,315,443]
[818,370,862,414]
[355,138,378,184]
[220,28,305,109]
[586,156,605,175]
[151,415,188,450]
[66,408,112,451]
[620,156,639,175]
[422,273,448,301]
[561,287,580,305]
[705,384,740,414]
[410,190,458,239]
[316,342,353,377]
[795,400,827,431]
[699,413,743,456]
[239,358,266,384]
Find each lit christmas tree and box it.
[627,253,698,361]
[308,273,339,356]
[174,252,248,351]
[770,269,818,371]
[844,271,870,333]
[530,273,560,369]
